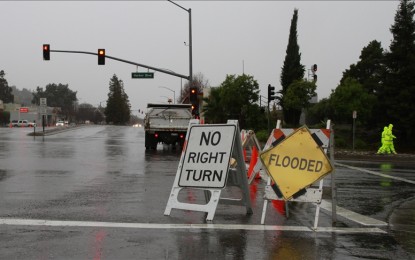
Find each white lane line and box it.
[320,200,387,226]
[335,162,415,185]
[0,218,386,233]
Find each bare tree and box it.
[179,72,210,103]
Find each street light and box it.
[98,100,106,108]
[160,96,173,104]
[167,0,193,84]
[159,86,176,104]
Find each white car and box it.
[14,120,36,127]
[56,121,65,127]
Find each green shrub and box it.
[334,136,347,149]
[255,129,269,143]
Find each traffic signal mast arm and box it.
[49,49,190,80]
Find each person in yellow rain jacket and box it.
[376,126,389,154]
[384,124,397,154]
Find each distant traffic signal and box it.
[98,49,105,65]
[189,87,198,104]
[43,44,50,60]
[191,103,199,116]
[267,84,275,103]
[311,64,318,82]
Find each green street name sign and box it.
[132,72,154,79]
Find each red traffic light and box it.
[98,49,105,65]
[190,87,198,103]
[43,44,50,60]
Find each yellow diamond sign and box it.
[260,126,333,200]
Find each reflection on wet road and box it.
[335,160,415,257]
[0,126,414,259]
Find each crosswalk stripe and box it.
[0,218,386,233]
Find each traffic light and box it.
[43,44,50,60]
[267,84,275,103]
[190,87,198,118]
[311,64,318,82]
[98,49,105,65]
[189,87,197,103]
[191,103,199,116]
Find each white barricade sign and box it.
[260,126,333,200]
[164,120,252,221]
[260,120,334,230]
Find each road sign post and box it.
[40,98,47,106]
[39,98,47,133]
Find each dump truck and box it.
[144,103,192,150]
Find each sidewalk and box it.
[334,149,415,163]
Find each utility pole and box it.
[167,0,193,85]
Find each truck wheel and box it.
[179,139,185,148]
[145,132,157,150]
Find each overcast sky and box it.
[1,1,399,116]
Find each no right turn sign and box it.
[178,124,236,189]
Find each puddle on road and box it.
[389,198,415,256]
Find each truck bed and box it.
[144,103,192,149]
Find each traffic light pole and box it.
[267,84,276,134]
[49,49,190,81]
[167,0,192,84]
[267,102,271,135]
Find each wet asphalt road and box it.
[0,125,414,259]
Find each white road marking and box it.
[0,218,386,234]
[335,162,415,185]
[320,200,387,226]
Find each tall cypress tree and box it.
[381,0,415,147]
[280,9,305,126]
[105,74,131,125]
